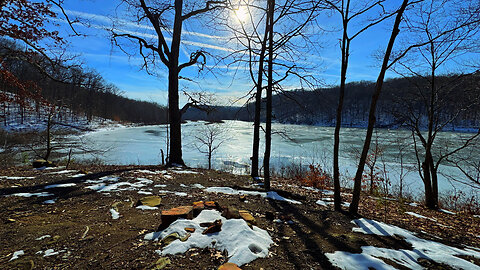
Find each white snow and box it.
[303,186,335,195]
[9,250,24,261]
[406,211,437,222]
[7,192,53,197]
[144,210,273,266]
[154,184,167,188]
[409,202,418,207]
[41,248,65,257]
[0,176,35,180]
[157,190,188,197]
[136,170,166,174]
[86,177,152,192]
[192,183,205,189]
[474,215,480,218]
[110,208,120,219]
[316,200,329,207]
[43,199,56,204]
[70,173,86,178]
[180,184,188,187]
[326,218,480,270]
[170,169,199,174]
[440,209,456,215]
[138,190,153,195]
[204,187,301,204]
[35,235,51,240]
[46,170,77,175]
[44,183,76,189]
[136,205,158,210]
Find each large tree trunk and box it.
[251,9,270,178]
[167,0,185,166]
[349,0,409,215]
[263,0,274,191]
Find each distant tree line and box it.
[270,75,480,131]
[0,39,168,125]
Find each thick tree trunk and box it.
[167,0,185,166]
[349,0,409,215]
[263,0,274,191]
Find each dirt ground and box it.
[0,165,479,269]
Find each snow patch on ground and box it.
[136,205,158,210]
[70,173,86,178]
[158,190,188,197]
[192,183,205,189]
[46,170,77,175]
[35,235,51,240]
[86,177,152,193]
[44,183,76,189]
[154,184,167,188]
[9,250,24,261]
[0,176,35,180]
[405,211,438,222]
[170,169,199,174]
[38,248,65,257]
[144,210,273,266]
[136,170,167,174]
[440,209,456,215]
[205,187,301,204]
[303,186,334,195]
[138,190,153,195]
[326,218,480,270]
[110,208,120,219]
[43,199,56,204]
[7,192,53,197]
[409,202,418,207]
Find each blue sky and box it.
[50,1,434,106]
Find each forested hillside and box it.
[0,40,168,126]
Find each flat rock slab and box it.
[239,210,256,225]
[159,206,194,230]
[137,196,162,207]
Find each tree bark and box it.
[333,9,350,211]
[167,0,185,166]
[349,0,409,215]
[251,6,270,178]
[263,0,274,191]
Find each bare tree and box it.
[324,0,395,211]
[224,0,323,188]
[390,0,480,209]
[349,0,411,214]
[112,0,227,166]
[193,123,228,169]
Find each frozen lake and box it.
[78,120,479,200]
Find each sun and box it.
[233,5,249,23]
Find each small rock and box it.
[136,196,162,207]
[184,227,195,233]
[205,201,221,210]
[151,257,171,269]
[193,201,205,216]
[5,218,15,224]
[218,262,242,270]
[33,159,56,168]
[239,210,256,225]
[239,195,246,202]
[222,207,240,219]
[202,219,222,234]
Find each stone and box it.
[184,227,195,233]
[218,262,242,270]
[32,159,56,168]
[239,195,247,202]
[151,257,171,269]
[205,201,221,210]
[222,207,240,219]
[160,232,190,246]
[136,196,162,207]
[202,219,222,234]
[239,210,256,225]
[159,206,193,230]
[192,201,205,216]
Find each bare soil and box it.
[0,165,479,269]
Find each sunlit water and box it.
[77,120,479,200]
